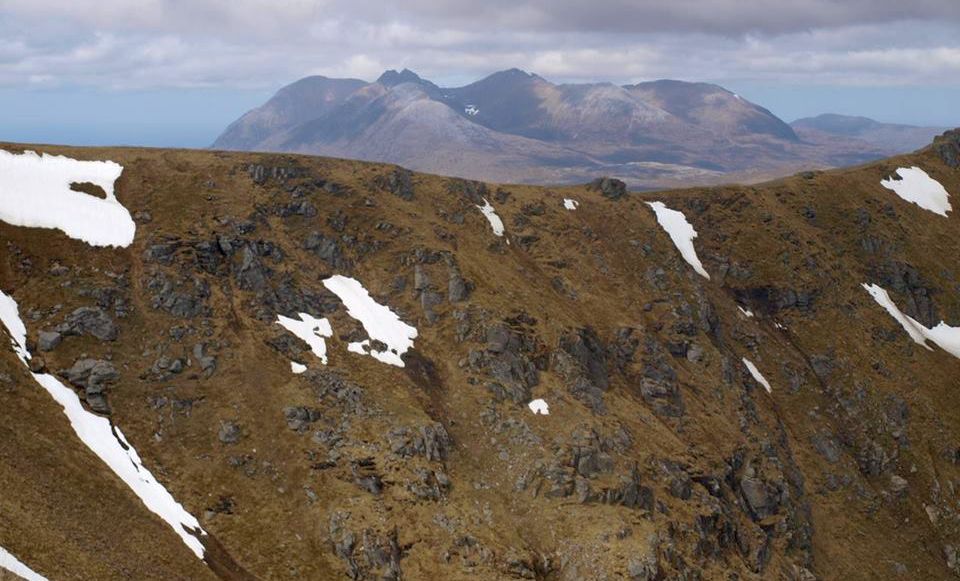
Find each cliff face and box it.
[1,133,960,580]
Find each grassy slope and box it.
[0,139,958,579]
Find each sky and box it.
[2,0,959,147]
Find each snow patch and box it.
[290,361,307,374]
[476,198,505,237]
[0,546,47,581]
[738,306,754,318]
[880,167,951,217]
[646,201,710,279]
[563,198,579,210]
[465,105,479,116]
[0,150,135,247]
[742,358,772,393]
[528,399,550,415]
[862,283,960,358]
[322,275,418,367]
[276,313,332,365]
[0,290,206,559]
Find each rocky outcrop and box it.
[375,167,415,200]
[55,307,118,341]
[934,129,960,167]
[588,177,627,200]
[61,358,119,414]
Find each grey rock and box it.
[248,163,300,185]
[639,366,683,418]
[218,421,242,444]
[304,231,347,269]
[147,272,210,318]
[57,307,118,341]
[558,328,609,390]
[934,129,960,168]
[810,433,842,464]
[61,358,119,414]
[413,265,430,291]
[588,177,627,200]
[740,477,780,520]
[235,245,271,292]
[627,556,659,580]
[446,178,488,204]
[889,474,909,495]
[377,167,415,200]
[686,343,705,363]
[877,261,939,327]
[448,269,470,302]
[168,358,185,374]
[386,423,451,461]
[284,406,321,431]
[420,290,444,323]
[192,343,217,377]
[37,331,62,352]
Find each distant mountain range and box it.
[213,69,946,188]
[790,113,948,155]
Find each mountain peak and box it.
[376,68,425,87]
[486,68,542,81]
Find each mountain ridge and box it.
[214,69,901,189]
[791,113,949,154]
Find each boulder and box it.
[61,358,119,414]
[588,177,628,200]
[376,167,415,200]
[739,477,780,520]
[218,421,242,444]
[37,331,62,352]
[57,307,117,341]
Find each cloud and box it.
[0,0,958,90]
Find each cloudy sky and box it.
[2,0,959,146]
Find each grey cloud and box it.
[0,0,958,90]
[350,0,960,36]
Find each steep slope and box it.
[626,80,799,142]
[792,113,949,154]
[212,76,367,151]
[3,131,960,580]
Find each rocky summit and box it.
[2,131,960,580]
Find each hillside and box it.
[792,114,948,156]
[2,130,960,580]
[213,69,903,190]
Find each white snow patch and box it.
[465,105,479,116]
[0,546,47,581]
[0,290,206,559]
[742,358,772,393]
[0,292,28,362]
[322,275,418,367]
[646,201,710,279]
[862,283,960,358]
[476,198,505,237]
[563,198,579,210]
[528,399,550,415]
[880,167,951,216]
[738,306,754,318]
[0,150,135,247]
[290,361,307,374]
[276,313,332,365]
